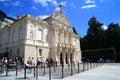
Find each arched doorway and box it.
[60,53,63,64]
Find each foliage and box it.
[106,23,120,52]
[82,47,116,62]
[81,17,120,62]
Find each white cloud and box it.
[55,7,60,12]
[60,1,66,6]
[32,6,37,10]
[82,0,96,9]
[81,4,96,9]
[38,15,50,19]
[102,25,108,30]
[47,0,58,6]
[52,1,58,6]
[32,0,59,7]
[85,0,95,4]
[12,1,20,6]
[32,0,48,7]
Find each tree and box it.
[106,23,120,52]
[80,17,120,62]
[81,17,105,50]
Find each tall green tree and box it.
[106,23,120,52]
[81,17,105,50]
[80,17,120,62]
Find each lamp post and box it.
[36,46,38,65]
[36,46,38,80]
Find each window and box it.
[39,49,42,56]
[19,28,22,40]
[36,29,42,40]
[73,40,76,46]
[12,31,15,42]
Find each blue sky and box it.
[0,0,120,37]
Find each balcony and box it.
[57,43,74,49]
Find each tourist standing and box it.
[27,57,32,65]
[31,57,35,65]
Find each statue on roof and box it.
[59,4,63,14]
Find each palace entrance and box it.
[58,43,75,64]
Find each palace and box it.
[0,5,81,64]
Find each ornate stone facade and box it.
[0,6,81,64]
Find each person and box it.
[15,56,21,70]
[37,57,40,65]
[54,58,57,67]
[27,57,32,65]
[26,57,34,73]
[41,56,45,64]
[2,57,8,68]
[46,57,53,66]
[20,57,24,69]
[31,57,35,65]
[0,58,4,73]
[39,57,42,64]
[99,58,104,63]
[4,57,8,65]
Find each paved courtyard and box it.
[0,63,120,80]
[63,63,120,80]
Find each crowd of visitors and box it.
[26,56,55,66]
[0,56,56,72]
[0,56,24,70]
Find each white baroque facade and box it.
[0,6,81,64]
